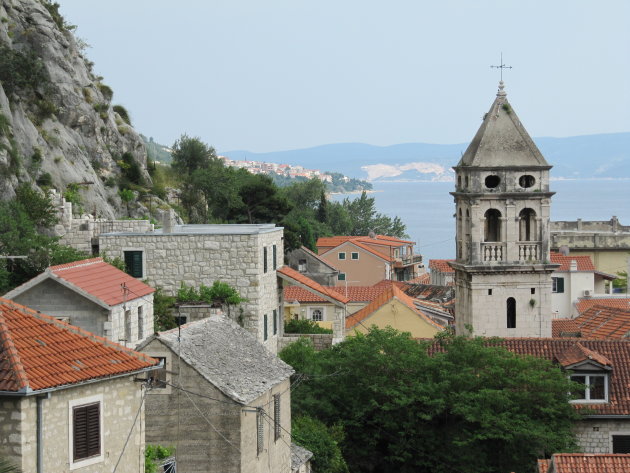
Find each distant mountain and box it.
[221,132,630,181]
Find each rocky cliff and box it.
[0,0,153,218]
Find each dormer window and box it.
[570,373,608,403]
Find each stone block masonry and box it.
[279,334,333,351]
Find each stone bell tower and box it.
[450,81,559,337]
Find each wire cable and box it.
[112,385,148,473]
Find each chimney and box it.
[570,260,578,272]
[559,245,570,256]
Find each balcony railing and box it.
[400,254,424,266]
[518,242,541,262]
[481,243,505,262]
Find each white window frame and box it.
[569,373,608,403]
[122,247,146,279]
[309,307,324,321]
[338,252,346,260]
[610,431,630,453]
[338,273,346,281]
[351,252,359,260]
[68,394,104,470]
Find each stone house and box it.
[99,222,284,353]
[286,245,339,286]
[316,235,425,285]
[3,257,155,348]
[428,259,455,286]
[498,339,630,454]
[138,315,304,473]
[551,216,630,276]
[346,285,444,338]
[0,298,159,473]
[549,252,617,318]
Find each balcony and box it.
[481,243,505,262]
[518,242,541,262]
[400,254,424,266]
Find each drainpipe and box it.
[37,393,50,473]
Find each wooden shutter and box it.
[274,394,280,441]
[124,251,143,278]
[73,402,100,461]
[557,277,565,293]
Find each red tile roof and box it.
[0,298,158,392]
[542,453,630,473]
[444,339,630,416]
[277,266,350,304]
[568,305,630,340]
[48,258,155,306]
[283,281,401,304]
[552,318,580,338]
[429,259,455,273]
[576,298,630,314]
[538,459,550,473]
[346,285,442,331]
[284,286,327,303]
[555,342,612,368]
[408,273,431,284]
[550,252,596,272]
[317,235,414,249]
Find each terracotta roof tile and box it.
[552,318,580,338]
[284,286,327,303]
[556,342,612,368]
[346,285,442,331]
[316,235,414,249]
[545,453,630,473]
[538,459,550,473]
[550,252,596,272]
[429,259,455,273]
[576,298,630,314]
[277,266,350,304]
[429,339,630,416]
[568,305,630,340]
[408,273,431,284]
[0,298,158,392]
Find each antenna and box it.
[490,52,512,81]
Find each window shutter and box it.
[124,251,143,278]
[273,245,277,270]
[257,409,264,455]
[273,309,277,335]
[274,394,281,441]
[557,277,565,293]
[73,403,100,461]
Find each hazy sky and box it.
[59,0,629,152]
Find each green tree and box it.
[280,328,579,473]
[292,416,348,473]
[341,191,408,238]
[228,173,290,224]
[171,134,216,176]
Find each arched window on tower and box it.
[519,208,537,241]
[484,209,502,242]
[507,297,516,328]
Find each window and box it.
[257,409,264,455]
[273,309,278,335]
[273,244,277,270]
[570,374,607,402]
[71,400,101,465]
[507,297,516,328]
[149,357,167,389]
[263,247,268,273]
[298,259,307,272]
[484,209,502,242]
[137,306,144,340]
[351,252,359,260]
[552,277,565,293]
[519,175,536,188]
[519,208,537,242]
[531,288,536,295]
[311,308,323,321]
[338,273,346,281]
[488,289,493,296]
[485,175,500,188]
[124,250,143,278]
[612,435,630,453]
[274,394,281,441]
[264,314,268,341]
[338,252,346,260]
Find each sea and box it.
[331,179,630,263]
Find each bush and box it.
[145,444,174,473]
[0,45,49,97]
[97,83,113,102]
[292,416,348,473]
[113,105,131,125]
[118,152,143,186]
[285,319,333,334]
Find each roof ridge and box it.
[0,305,29,390]
[49,257,103,272]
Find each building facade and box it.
[450,82,558,337]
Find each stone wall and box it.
[279,334,333,351]
[174,305,224,324]
[0,375,145,473]
[574,418,630,453]
[99,227,283,352]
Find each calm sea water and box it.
[332,179,630,262]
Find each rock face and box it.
[0,0,151,218]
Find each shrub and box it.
[0,44,49,97]
[97,83,113,102]
[285,319,333,334]
[117,151,143,186]
[36,172,53,187]
[113,105,131,125]
[145,444,175,473]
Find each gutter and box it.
[0,365,159,397]
[36,393,51,473]
[582,414,630,420]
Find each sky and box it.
[59,0,630,153]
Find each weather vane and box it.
[490,53,512,81]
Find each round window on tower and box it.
[519,175,536,188]
[485,175,500,188]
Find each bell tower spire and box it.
[450,83,559,338]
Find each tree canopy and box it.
[280,328,579,473]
